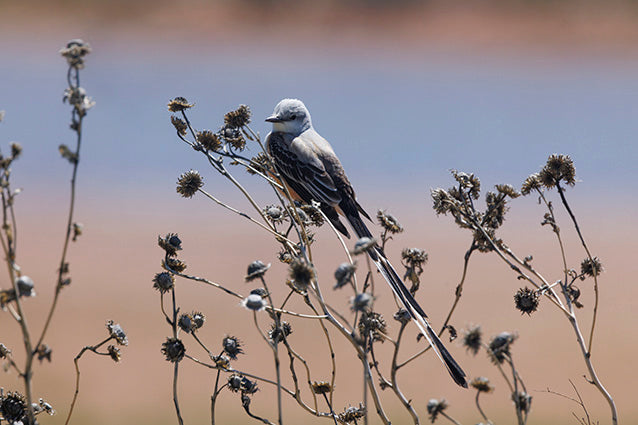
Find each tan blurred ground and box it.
[1,190,635,424]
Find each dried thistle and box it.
[377,210,403,234]
[162,257,187,273]
[426,398,448,423]
[358,310,386,342]
[224,105,251,128]
[337,404,366,424]
[521,173,542,195]
[59,39,91,69]
[351,293,373,312]
[581,257,603,277]
[222,336,244,360]
[167,96,194,112]
[538,154,576,188]
[106,320,128,346]
[161,337,185,362]
[463,325,482,356]
[171,116,188,136]
[514,287,540,315]
[334,262,356,289]
[487,332,517,364]
[245,260,271,282]
[107,345,121,362]
[242,294,266,311]
[196,130,222,152]
[311,381,333,395]
[176,170,203,198]
[153,271,175,293]
[470,376,494,393]
[268,321,293,344]
[0,391,26,423]
[352,237,376,255]
[158,233,182,256]
[289,259,314,288]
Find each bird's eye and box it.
[290,115,297,120]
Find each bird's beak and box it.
[265,115,282,123]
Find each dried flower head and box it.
[581,257,603,277]
[60,39,91,69]
[431,188,455,215]
[0,343,11,359]
[153,271,175,293]
[351,292,373,312]
[171,116,188,136]
[300,203,325,227]
[393,308,411,324]
[36,344,52,362]
[470,376,494,393]
[242,294,267,311]
[240,377,259,394]
[452,170,481,199]
[161,337,185,362]
[106,320,128,346]
[277,250,293,264]
[245,260,271,282]
[495,184,521,198]
[311,381,333,395]
[250,288,268,297]
[220,125,246,150]
[352,237,377,255]
[191,311,205,329]
[358,310,387,342]
[213,354,231,369]
[401,248,428,267]
[290,259,314,288]
[377,210,403,234]
[15,275,35,297]
[72,222,83,241]
[337,404,366,424]
[107,345,121,362]
[59,144,78,164]
[158,233,182,256]
[162,257,187,273]
[227,374,243,392]
[37,398,55,416]
[484,191,508,229]
[222,336,244,360]
[167,97,194,112]
[224,105,251,128]
[488,332,517,364]
[247,152,273,176]
[521,173,542,196]
[263,204,287,225]
[0,391,26,423]
[178,313,195,333]
[176,170,203,198]
[269,321,293,344]
[427,398,448,423]
[10,142,22,160]
[462,325,482,356]
[539,154,576,188]
[334,262,356,289]
[512,391,532,414]
[196,130,222,152]
[514,287,540,315]
[473,228,501,253]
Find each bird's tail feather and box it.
[372,254,468,388]
[346,210,467,387]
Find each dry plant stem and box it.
[475,391,491,424]
[65,336,111,425]
[198,188,296,247]
[440,412,462,425]
[170,287,185,425]
[170,267,326,319]
[37,65,84,353]
[508,359,525,425]
[281,338,319,412]
[555,183,600,354]
[473,203,617,424]
[390,322,420,425]
[320,393,339,425]
[259,277,284,425]
[252,312,283,425]
[210,370,223,425]
[310,277,391,425]
[0,193,34,422]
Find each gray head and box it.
[265,98,312,134]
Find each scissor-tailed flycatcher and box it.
[265,98,467,388]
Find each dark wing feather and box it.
[267,132,341,206]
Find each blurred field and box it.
[1,0,638,424]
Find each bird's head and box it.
[266,98,312,135]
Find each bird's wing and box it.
[267,131,342,206]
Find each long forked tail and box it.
[373,252,467,388]
[346,209,467,387]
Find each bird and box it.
[265,98,467,388]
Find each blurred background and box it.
[1,0,637,424]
